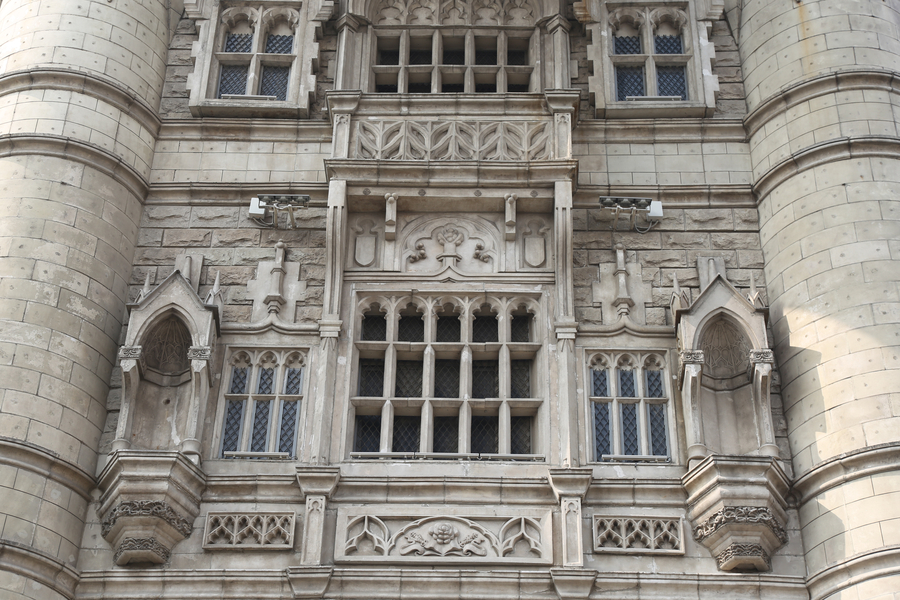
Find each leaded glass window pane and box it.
[361,314,387,341]
[657,66,686,100]
[471,415,499,454]
[434,359,460,398]
[510,314,531,342]
[616,66,644,100]
[278,400,299,455]
[229,367,249,394]
[615,35,641,54]
[221,399,245,454]
[398,316,424,342]
[591,369,608,397]
[354,414,381,452]
[654,35,682,54]
[395,360,423,397]
[225,33,253,53]
[472,316,498,343]
[620,403,639,455]
[266,34,294,54]
[260,65,289,101]
[510,416,532,454]
[392,415,420,452]
[257,367,275,394]
[593,402,610,459]
[646,370,664,398]
[436,316,460,342]
[218,64,248,97]
[648,403,668,456]
[358,359,385,396]
[284,368,303,394]
[433,416,458,452]
[471,360,499,398]
[510,359,531,398]
[250,400,271,452]
[618,369,636,397]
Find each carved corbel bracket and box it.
[549,468,592,568]
[296,467,341,566]
[286,566,334,599]
[384,193,398,240]
[550,568,597,600]
[504,194,517,241]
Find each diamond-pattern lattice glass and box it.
[398,316,424,342]
[225,33,253,52]
[510,416,532,454]
[621,403,639,455]
[471,416,499,454]
[284,368,303,394]
[257,368,274,394]
[218,65,248,97]
[615,36,641,54]
[392,415,420,452]
[510,314,531,342]
[358,359,385,396]
[654,35,682,54]
[472,316,498,343]
[230,367,249,394]
[645,370,664,397]
[471,360,499,398]
[436,316,460,342]
[592,369,609,397]
[221,399,245,454]
[648,403,668,456]
[260,66,289,101]
[657,66,686,100]
[616,66,644,100]
[618,369,636,397]
[433,359,460,398]
[250,400,271,452]
[361,314,387,341]
[510,359,531,398]
[593,402,611,459]
[354,415,381,452]
[266,34,293,54]
[433,416,458,452]
[278,400,298,455]
[395,361,423,397]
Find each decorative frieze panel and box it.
[335,508,552,564]
[371,0,539,27]
[354,120,552,162]
[592,516,684,555]
[203,512,296,549]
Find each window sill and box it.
[599,454,670,462]
[598,101,712,119]
[190,99,307,118]
[223,451,293,459]
[350,452,544,461]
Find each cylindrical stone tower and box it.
[740,1,900,599]
[0,1,172,597]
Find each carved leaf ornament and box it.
[373,0,537,26]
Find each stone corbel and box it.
[112,346,143,453]
[548,469,593,567]
[504,194,517,241]
[550,568,597,600]
[296,467,340,566]
[325,90,361,158]
[544,90,580,159]
[750,349,779,457]
[679,350,707,465]
[384,193,397,240]
[286,566,334,599]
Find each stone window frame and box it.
[586,350,673,462]
[216,347,309,459]
[348,293,545,460]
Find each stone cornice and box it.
[744,69,900,138]
[805,545,900,600]
[0,134,149,199]
[155,119,333,142]
[792,442,900,505]
[145,183,330,203]
[753,135,900,200]
[0,68,162,136]
[573,183,755,208]
[0,540,80,600]
[325,159,578,187]
[574,118,747,144]
[0,438,95,502]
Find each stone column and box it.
[740,1,900,598]
[0,1,173,597]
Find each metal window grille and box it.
[593,402,611,459]
[407,80,432,93]
[230,367,249,394]
[284,368,303,394]
[618,369,636,397]
[257,368,275,394]
[358,359,385,396]
[657,66,686,100]
[260,66,290,101]
[221,399,245,454]
[392,415,420,452]
[507,49,527,65]
[436,316,461,342]
[250,400,271,452]
[510,416,532,454]
[361,314,387,341]
[433,359,460,397]
[614,36,641,55]
[654,35,682,54]
[397,316,424,342]
[475,82,497,93]
[648,403,668,456]
[409,48,432,64]
[376,82,399,93]
[433,416,459,452]
[507,82,529,92]
[472,316,498,343]
[475,49,497,65]
[278,400,298,455]
[471,415,499,454]
[224,33,253,53]
[592,369,609,397]
[442,82,464,93]
[616,66,644,100]
[510,314,531,342]
[620,403,639,455]
[443,49,465,65]
[378,49,400,65]
[510,359,532,398]
[266,34,294,54]
[218,65,248,97]
[354,415,381,452]
[471,360,499,398]
[645,370,664,398]
[394,361,423,397]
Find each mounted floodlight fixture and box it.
[249,194,310,229]
[598,196,663,233]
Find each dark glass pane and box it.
[250,400,271,452]
[443,49,465,65]
[260,65,289,101]
[361,314,387,341]
[229,367,249,394]
[434,359,460,397]
[395,360,423,397]
[592,369,609,397]
[376,82,398,93]
[442,82,464,92]
[616,66,644,100]
[409,48,432,64]
[398,316,424,342]
[657,66,686,100]
[278,400,298,455]
[507,82,530,92]
[475,82,496,93]
[224,33,253,53]
[433,416,458,452]
[436,316,461,342]
[408,81,431,93]
[510,314,531,342]
[621,403,639,455]
[618,369,636,397]
[471,360,499,398]
[221,399,245,454]
[655,35,682,54]
[354,414,381,452]
[471,415,499,454]
[510,359,531,398]
[510,416,532,454]
[648,403,668,456]
[593,402,610,459]
[507,49,527,65]
[472,316,498,342]
[284,368,303,394]
[257,367,274,394]
[218,64,248,97]
[379,49,400,65]
[266,34,293,54]
[646,370,664,397]
[475,49,497,65]
[392,415,420,452]
[614,35,641,54]
[358,358,385,396]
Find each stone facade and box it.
[0,0,898,599]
